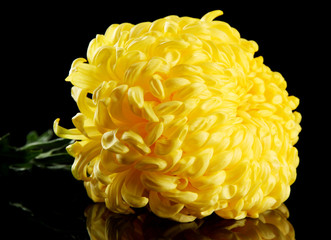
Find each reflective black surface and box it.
[2,168,91,239]
[2,166,296,239]
[85,203,295,240]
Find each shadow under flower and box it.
[85,204,295,240]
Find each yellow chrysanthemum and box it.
[54,10,301,222]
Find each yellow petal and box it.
[161,189,198,204]
[142,101,159,122]
[149,74,165,100]
[93,160,112,185]
[114,50,146,79]
[173,83,209,100]
[115,150,141,165]
[121,170,149,208]
[208,150,234,172]
[145,122,164,146]
[220,184,237,199]
[72,113,100,139]
[162,149,183,172]
[169,212,196,222]
[140,172,178,192]
[84,178,106,203]
[66,60,104,92]
[90,46,118,81]
[71,87,95,119]
[154,138,182,155]
[109,84,128,122]
[101,130,129,154]
[186,148,214,178]
[100,149,129,173]
[201,10,223,22]
[53,118,87,140]
[190,170,226,190]
[127,36,156,53]
[124,61,147,85]
[171,155,196,175]
[71,140,100,180]
[87,34,109,63]
[127,86,144,114]
[129,22,151,38]
[182,131,209,152]
[65,141,82,157]
[105,172,134,214]
[121,130,151,155]
[92,80,117,103]
[149,191,184,218]
[163,77,190,94]
[135,156,167,171]
[143,57,169,77]
[155,101,183,116]
[93,99,117,132]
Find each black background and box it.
[1,1,327,239]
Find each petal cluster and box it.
[54,10,301,222]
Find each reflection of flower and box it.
[54,10,301,222]
[85,203,295,239]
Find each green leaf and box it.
[0,130,74,175]
[26,131,39,144]
[0,133,19,158]
[26,130,53,144]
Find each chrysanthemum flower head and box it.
[54,10,301,222]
